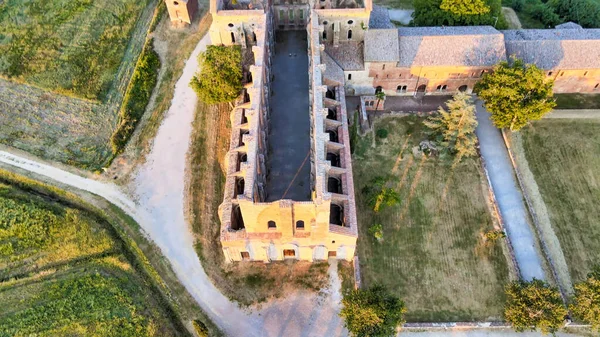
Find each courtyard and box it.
[265,30,311,201]
[352,115,513,322]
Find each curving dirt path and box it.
[0,33,346,337]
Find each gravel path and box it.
[0,34,346,337]
[388,9,414,25]
[474,101,546,281]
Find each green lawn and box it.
[353,116,511,322]
[521,119,600,283]
[0,170,189,336]
[555,94,600,110]
[0,0,161,170]
[0,0,148,100]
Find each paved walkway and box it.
[474,101,546,281]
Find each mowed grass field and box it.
[521,119,600,283]
[0,170,187,336]
[0,0,159,169]
[353,116,511,322]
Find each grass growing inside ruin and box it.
[352,116,511,322]
[0,169,190,336]
[0,0,160,170]
[188,98,330,306]
[520,119,600,283]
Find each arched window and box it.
[347,29,353,39]
[348,73,352,80]
[323,31,327,40]
[458,85,468,92]
[268,221,276,229]
[231,32,235,43]
[375,86,382,94]
[173,1,179,5]
[296,220,305,229]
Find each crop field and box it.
[352,116,511,322]
[0,0,159,169]
[520,119,600,283]
[0,170,186,336]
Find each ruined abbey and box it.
[165,0,600,263]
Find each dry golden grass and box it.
[353,116,511,322]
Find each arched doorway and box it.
[458,85,468,92]
[417,84,426,93]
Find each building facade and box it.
[165,0,600,264]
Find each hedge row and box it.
[110,40,161,155]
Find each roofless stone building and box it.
[165,0,600,262]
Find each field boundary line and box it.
[500,129,569,305]
[401,321,591,330]
[476,146,522,279]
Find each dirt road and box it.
[0,32,347,336]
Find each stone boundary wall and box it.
[401,321,590,330]
[500,129,570,304]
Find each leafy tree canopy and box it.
[548,0,600,28]
[413,0,506,27]
[570,267,600,330]
[362,177,400,213]
[440,0,490,16]
[474,58,556,131]
[190,45,242,104]
[340,285,407,337]
[504,279,567,334]
[423,92,478,163]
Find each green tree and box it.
[413,0,506,27]
[548,0,600,28]
[504,279,567,334]
[474,58,556,131]
[190,45,243,104]
[440,0,490,16]
[423,92,478,163]
[362,177,400,213]
[375,90,386,111]
[340,285,407,337]
[570,267,600,330]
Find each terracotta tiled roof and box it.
[364,29,399,62]
[503,27,600,70]
[368,5,394,29]
[397,26,506,67]
[324,42,365,70]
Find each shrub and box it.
[504,279,567,334]
[570,267,600,330]
[190,45,243,104]
[485,229,506,242]
[362,177,400,213]
[192,320,209,337]
[369,223,384,241]
[376,128,389,139]
[340,285,406,337]
[110,39,161,154]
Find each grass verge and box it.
[0,167,222,336]
[519,119,600,284]
[353,116,511,322]
[554,94,600,110]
